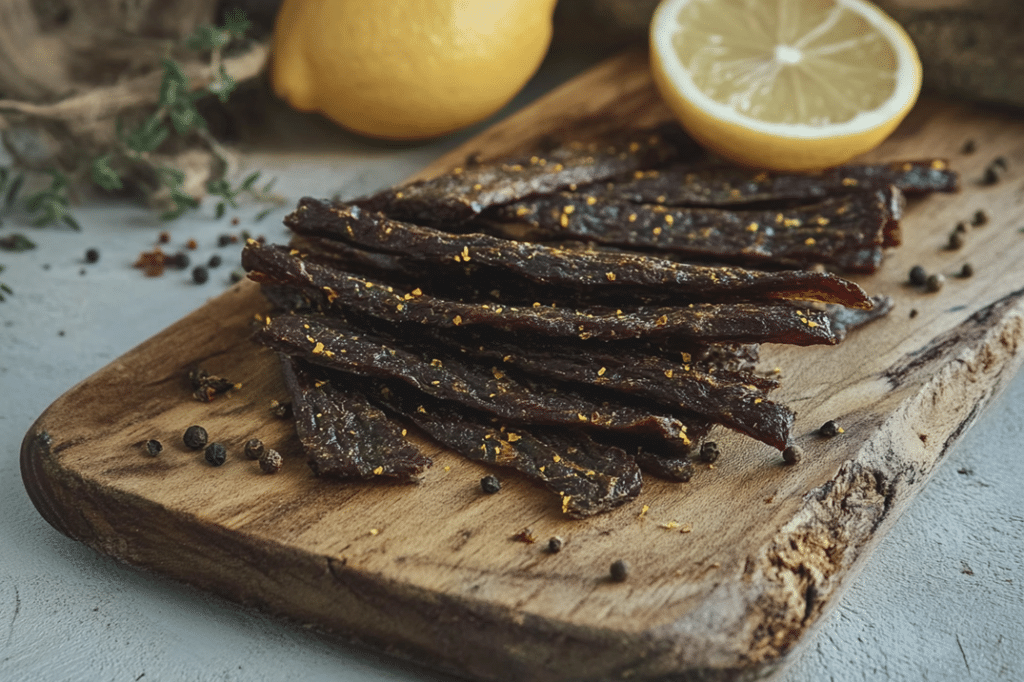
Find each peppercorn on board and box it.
[20,51,1024,682]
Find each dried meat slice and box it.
[413,326,792,449]
[286,197,873,305]
[352,124,700,225]
[365,381,643,517]
[278,354,431,481]
[254,313,694,444]
[483,188,903,273]
[591,160,958,206]
[242,243,841,346]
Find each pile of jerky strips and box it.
[242,124,958,517]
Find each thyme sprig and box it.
[0,8,278,228]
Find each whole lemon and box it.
[271,0,558,140]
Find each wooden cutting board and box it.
[20,52,1024,682]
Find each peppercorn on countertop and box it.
[2,46,1024,682]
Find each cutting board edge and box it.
[19,288,1024,682]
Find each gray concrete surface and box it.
[1,48,1023,682]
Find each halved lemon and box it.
[650,0,922,171]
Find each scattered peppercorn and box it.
[258,448,282,473]
[960,263,974,278]
[547,536,563,553]
[993,156,1008,170]
[819,420,841,437]
[145,439,163,456]
[218,233,236,247]
[231,217,241,226]
[183,425,208,450]
[782,444,803,465]
[909,308,919,319]
[983,166,1001,185]
[971,210,989,227]
[609,559,630,582]
[954,221,967,233]
[908,265,927,286]
[244,438,265,460]
[208,254,223,268]
[171,252,190,269]
[698,441,720,463]
[961,139,976,155]
[480,474,501,494]
[192,266,209,284]
[84,248,100,264]
[204,442,227,466]
[948,230,965,250]
[230,269,245,283]
[158,231,171,244]
[925,273,945,293]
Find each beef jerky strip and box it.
[243,243,840,346]
[364,381,642,517]
[352,124,700,225]
[287,197,873,307]
[442,330,792,450]
[482,188,902,273]
[254,313,694,444]
[279,354,431,481]
[828,295,895,343]
[589,159,958,207]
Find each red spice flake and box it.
[133,248,169,277]
[186,238,198,250]
[512,527,537,544]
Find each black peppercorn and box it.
[782,445,803,465]
[208,254,223,268]
[960,263,974,278]
[84,248,100,264]
[204,442,227,466]
[948,231,965,250]
[993,156,1008,170]
[925,273,945,293]
[218,233,235,247]
[610,559,629,582]
[971,210,989,227]
[819,420,841,438]
[698,441,720,463]
[908,265,927,286]
[547,536,563,553]
[983,166,1001,185]
[961,139,976,155]
[259,448,282,473]
[192,266,209,284]
[183,425,208,450]
[171,252,190,269]
[244,438,265,460]
[480,474,501,494]
[145,439,163,456]
[909,309,919,319]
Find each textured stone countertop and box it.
[1,47,1022,682]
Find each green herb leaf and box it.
[186,24,229,52]
[207,65,237,103]
[222,8,251,39]
[170,100,203,135]
[90,155,124,191]
[159,58,189,107]
[240,171,261,191]
[215,201,226,220]
[253,208,273,223]
[61,214,82,231]
[124,115,170,153]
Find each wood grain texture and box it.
[19,52,1024,682]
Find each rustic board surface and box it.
[20,52,1024,682]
